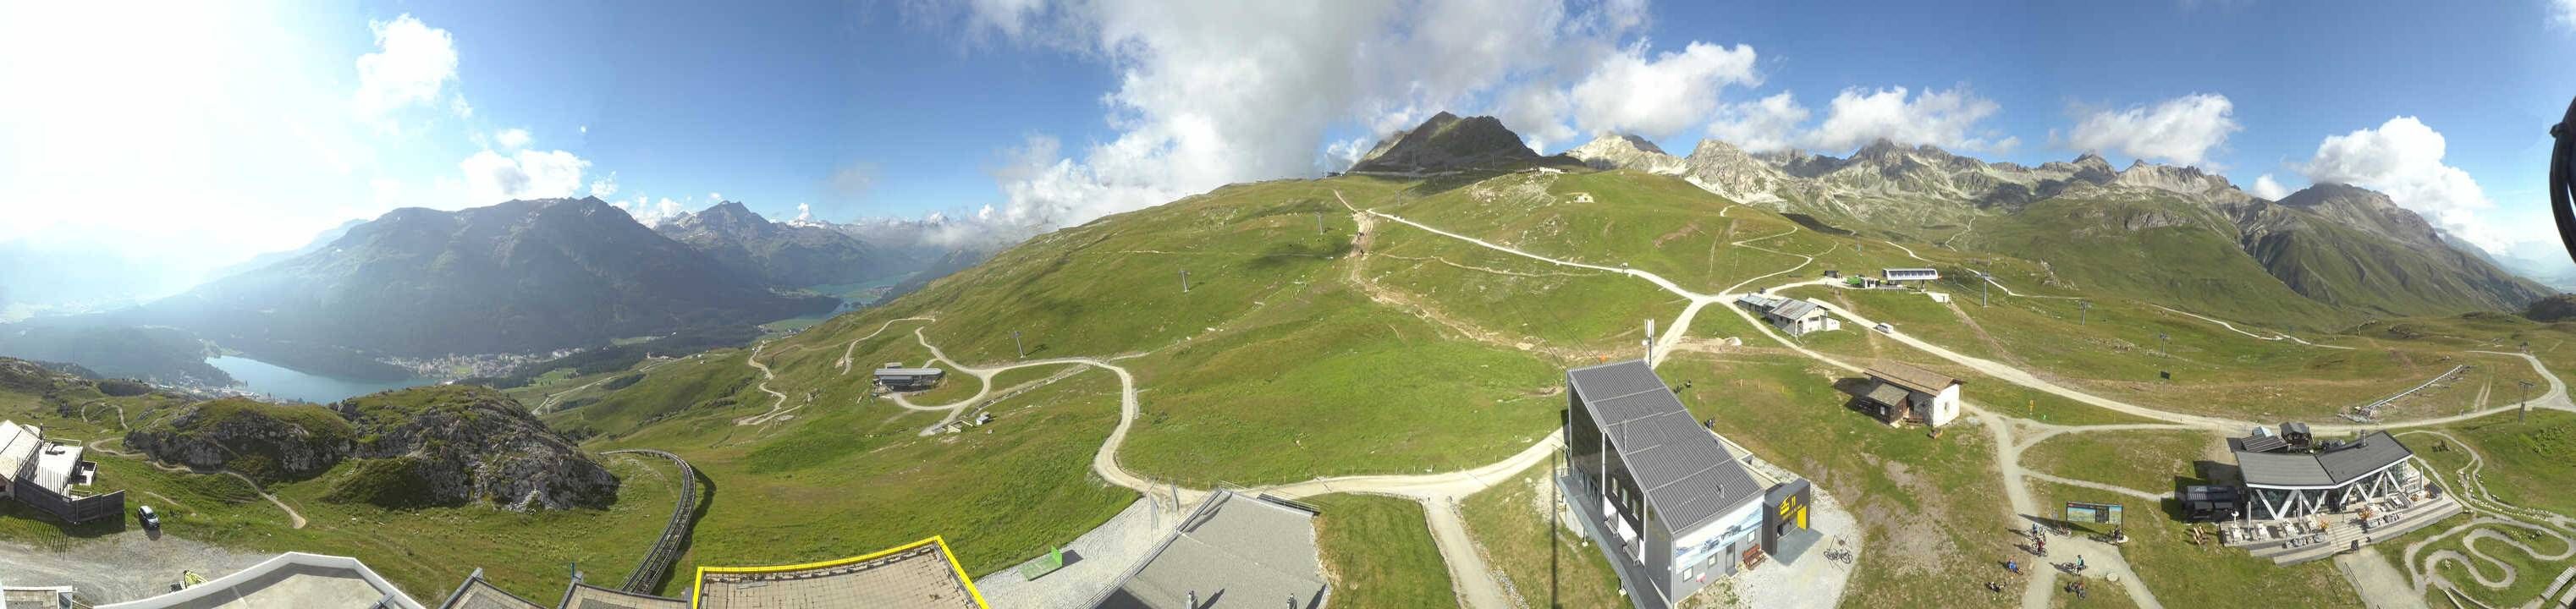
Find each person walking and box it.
[2076,555,2086,573]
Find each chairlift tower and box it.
[2521,380,2537,422]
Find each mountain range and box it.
[1564,132,2553,319]
[129,196,834,360]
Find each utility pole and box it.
[2079,301,2091,326]
[1978,270,1990,307]
[2521,380,2537,422]
[1181,268,1192,293]
[1014,331,1025,359]
[2158,332,2170,358]
[1318,211,1326,233]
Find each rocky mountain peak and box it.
[1567,134,1683,173]
[1346,112,1538,173]
[2113,161,2233,197]
[2272,183,2446,250]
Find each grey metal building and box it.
[872,363,946,392]
[1560,360,1812,609]
[2232,431,2419,520]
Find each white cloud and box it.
[1493,84,1574,152]
[2250,173,2293,200]
[493,128,531,150]
[449,95,473,118]
[1707,91,1810,153]
[2555,0,2576,30]
[460,149,592,204]
[1805,85,2008,153]
[612,196,689,227]
[1567,41,1759,140]
[2067,93,2238,167]
[944,0,1665,228]
[2298,117,2504,251]
[577,124,588,134]
[589,172,619,198]
[354,14,460,128]
[793,203,814,222]
[708,191,724,202]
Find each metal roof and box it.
[1866,362,1960,395]
[1566,360,1769,534]
[872,368,945,377]
[1769,299,1827,321]
[1863,382,1912,406]
[1882,268,1939,279]
[1735,294,1787,310]
[25,443,81,493]
[2237,435,2289,453]
[2236,432,2414,488]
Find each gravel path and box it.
[0,532,269,604]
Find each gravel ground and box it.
[0,530,270,605]
[977,495,1194,608]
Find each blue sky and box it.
[4,0,2575,305]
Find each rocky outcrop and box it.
[126,386,618,511]
[1566,134,1686,174]
[125,398,356,483]
[333,385,619,510]
[1347,112,1544,173]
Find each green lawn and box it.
[597,367,1136,588]
[1784,281,2518,422]
[2022,429,2216,496]
[1307,493,1458,608]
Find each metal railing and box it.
[604,449,700,594]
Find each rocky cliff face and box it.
[333,385,618,510]
[1347,112,1545,173]
[1566,134,1686,174]
[127,387,617,510]
[125,398,355,482]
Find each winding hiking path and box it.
[85,426,307,529]
[2145,304,2349,349]
[836,316,940,375]
[731,343,797,425]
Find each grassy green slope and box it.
[1973,195,2353,330]
[1307,493,1458,608]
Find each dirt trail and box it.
[86,425,308,529]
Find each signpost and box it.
[2064,502,2124,527]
